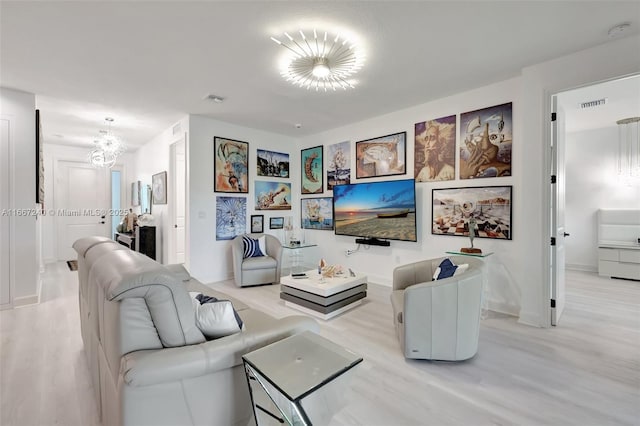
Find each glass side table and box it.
[282,243,317,275]
[242,331,362,426]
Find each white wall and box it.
[188,115,298,283]
[0,87,38,306]
[564,126,640,271]
[299,78,523,317]
[131,116,189,264]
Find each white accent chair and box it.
[390,256,484,361]
[231,233,283,287]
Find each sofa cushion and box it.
[242,235,265,258]
[241,255,277,271]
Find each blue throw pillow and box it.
[435,258,458,280]
[242,235,264,258]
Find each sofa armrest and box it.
[121,313,319,387]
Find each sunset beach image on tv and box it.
[333,179,417,242]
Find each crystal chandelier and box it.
[89,117,125,168]
[271,28,365,91]
[616,116,640,185]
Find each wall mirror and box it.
[140,184,152,214]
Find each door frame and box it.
[0,116,15,310]
[543,73,639,327]
[168,133,187,265]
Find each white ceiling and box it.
[1,1,639,151]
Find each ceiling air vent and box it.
[580,98,607,109]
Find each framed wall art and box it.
[270,217,284,229]
[301,197,334,230]
[326,140,351,190]
[250,215,264,233]
[215,196,246,240]
[414,115,456,182]
[255,181,292,210]
[152,171,167,204]
[214,137,249,193]
[459,102,512,179]
[257,149,289,178]
[301,146,323,194]
[431,185,512,240]
[355,132,406,178]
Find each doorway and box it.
[169,134,186,264]
[549,74,640,325]
[55,160,110,261]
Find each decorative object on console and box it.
[214,137,248,193]
[355,132,406,178]
[270,28,365,91]
[216,196,246,240]
[415,115,456,182]
[301,146,323,194]
[255,181,292,210]
[327,141,351,190]
[124,208,138,232]
[432,186,512,240]
[333,178,417,242]
[152,171,167,204]
[89,117,125,169]
[257,149,289,178]
[615,116,640,185]
[460,102,512,179]
[250,215,264,233]
[301,197,334,230]
[461,215,482,254]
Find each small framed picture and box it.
[251,214,264,233]
[270,217,284,229]
[152,171,167,204]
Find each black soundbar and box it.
[355,237,391,247]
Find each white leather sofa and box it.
[390,256,484,361]
[73,236,318,426]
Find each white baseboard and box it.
[487,300,519,317]
[14,294,39,307]
[565,263,597,273]
[517,310,544,328]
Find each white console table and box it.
[597,209,640,281]
[598,242,640,281]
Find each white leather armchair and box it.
[390,256,484,361]
[232,233,283,287]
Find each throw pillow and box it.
[453,263,469,276]
[433,258,458,280]
[190,292,244,339]
[242,235,264,258]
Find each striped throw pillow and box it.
[242,235,264,258]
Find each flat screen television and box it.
[333,178,417,243]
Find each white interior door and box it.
[551,97,567,326]
[56,161,109,261]
[169,136,186,264]
[1,118,12,308]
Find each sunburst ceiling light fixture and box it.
[270,29,365,91]
[89,117,125,168]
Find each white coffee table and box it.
[280,270,367,320]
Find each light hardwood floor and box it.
[1,264,638,426]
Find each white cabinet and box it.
[598,246,640,281]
